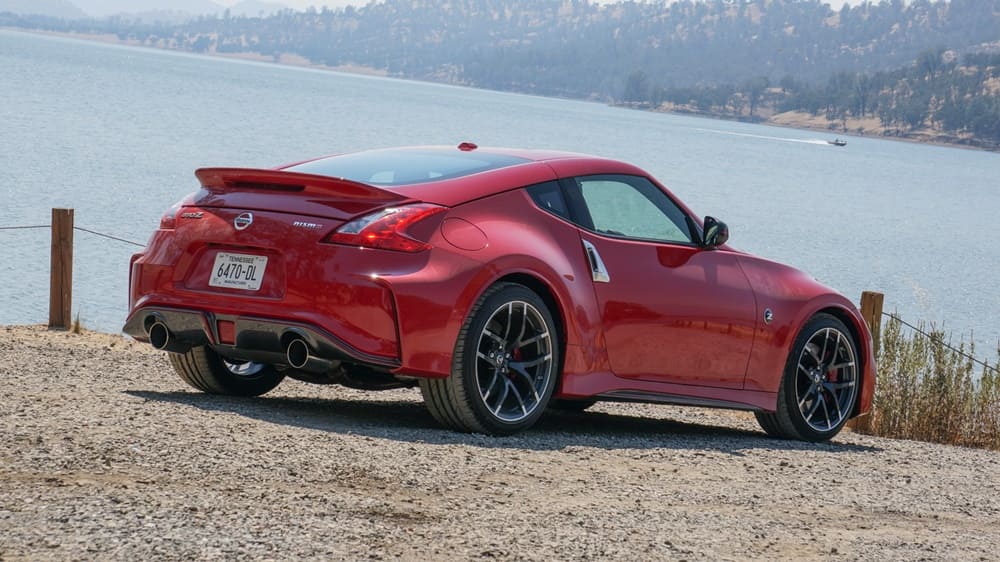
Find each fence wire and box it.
[72,226,145,248]
[882,312,998,374]
[0,223,144,247]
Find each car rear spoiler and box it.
[194,168,405,202]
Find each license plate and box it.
[209,253,268,291]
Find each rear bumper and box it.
[127,228,407,361]
[127,219,494,378]
[123,306,400,370]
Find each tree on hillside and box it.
[623,70,649,103]
[745,76,770,120]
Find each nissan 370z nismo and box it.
[124,144,874,441]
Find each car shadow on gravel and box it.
[126,390,880,455]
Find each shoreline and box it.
[634,104,999,154]
[8,27,997,154]
[3,28,389,78]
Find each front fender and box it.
[738,257,875,415]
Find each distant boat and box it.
[828,138,847,147]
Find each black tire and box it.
[758,313,861,442]
[169,346,284,397]
[420,283,560,435]
[754,411,783,438]
[549,398,598,412]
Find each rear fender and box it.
[454,190,610,381]
[391,189,608,380]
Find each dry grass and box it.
[858,316,1000,450]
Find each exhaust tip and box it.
[148,321,171,351]
[286,338,310,370]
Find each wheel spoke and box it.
[481,370,501,401]
[514,302,529,348]
[507,380,529,416]
[805,394,823,421]
[518,331,549,348]
[831,389,844,425]
[824,381,855,390]
[820,392,832,429]
[828,361,855,371]
[798,383,818,409]
[510,364,542,402]
[510,354,552,370]
[501,302,515,342]
[830,331,846,368]
[805,344,821,365]
[492,379,510,416]
[819,328,830,364]
[224,360,265,377]
[483,329,505,346]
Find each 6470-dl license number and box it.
[209,252,269,291]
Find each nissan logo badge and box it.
[234,212,254,231]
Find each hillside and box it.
[4,0,1000,92]
[644,49,1000,148]
[3,0,999,147]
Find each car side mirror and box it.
[702,216,729,249]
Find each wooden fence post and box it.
[48,208,74,330]
[859,291,884,358]
[849,290,884,433]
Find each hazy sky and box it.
[217,0,861,10]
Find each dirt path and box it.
[1,326,997,560]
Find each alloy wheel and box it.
[794,327,859,432]
[475,300,553,422]
[223,359,267,377]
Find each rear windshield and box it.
[285,148,529,186]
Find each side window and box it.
[526,181,571,221]
[574,175,693,244]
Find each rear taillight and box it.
[159,201,182,230]
[325,203,447,252]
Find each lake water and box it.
[2,30,998,355]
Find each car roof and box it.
[280,144,649,207]
[284,145,591,177]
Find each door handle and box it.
[582,240,611,283]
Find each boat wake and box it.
[693,128,831,145]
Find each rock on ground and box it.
[1,325,997,560]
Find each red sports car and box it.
[124,144,874,441]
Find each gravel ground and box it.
[1,325,998,561]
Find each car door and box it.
[564,174,757,389]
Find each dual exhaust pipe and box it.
[147,320,192,354]
[146,317,337,374]
[284,336,340,374]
